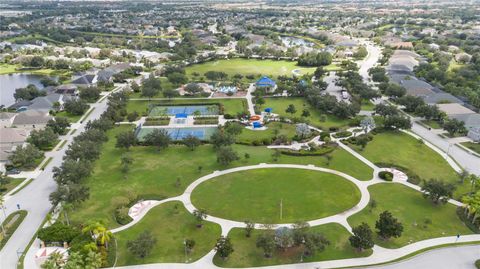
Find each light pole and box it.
[300,238,305,262]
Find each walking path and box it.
[245,83,256,116]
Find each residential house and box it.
[28,94,73,111]
[71,74,97,87]
[0,128,29,165]
[12,110,52,130]
[468,127,480,142]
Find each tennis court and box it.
[149,105,219,116]
[136,127,217,141]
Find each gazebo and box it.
[255,76,276,88]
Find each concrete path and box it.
[245,83,256,116]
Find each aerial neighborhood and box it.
[0,1,480,269]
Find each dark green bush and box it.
[378,171,393,181]
[38,223,81,244]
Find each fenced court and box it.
[136,127,217,141]
[149,105,219,116]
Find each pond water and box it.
[280,36,315,48]
[0,73,55,107]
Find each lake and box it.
[0,73,54,107]
[280,36,315,48]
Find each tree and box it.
[41,251,65,269]
[303,232,330,256]
[182,135,201,151]
[368,67,388,82]
[462,191,480,223]
[349,223,374,251]
[141,74,161,99]
[224,122,243,136]
[256,233,276,258]
[301,109,310,118]
[27,127,59,150]
[82,221,112,248]
[383,115,411,130]
[296,123,311,139]
[14,84,46,101]
[64,99,89,116]
[52,159,92,185]
[379,83,406,98]
[397,95,425,112]
[79,87,101,103]
[210,131,235,149]
[49,182,90,205]
[375,211,403,240]
[47,117,71,135]
[193,209,207,228]
[255,97,265,109]
[167,72,188,85]
[127,111,139,122]
[443,118,466,136]
[8,144,43,169]
[184,83,203,95]
[285,104,297,115]
[215,236,234,260]
[121,153,133,178]
[421,179,455,204]
[127,231,157,259]
[185,239,196,253]
[115,131,137,151]
[217,146,239,165]
[314,66,326,78]
[374,104,398,118]
[143,129,171,151]
[244,221,255,237]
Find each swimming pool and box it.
[149,105,219,116]
[136,127,217,141]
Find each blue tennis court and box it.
[136,127,217,141]
[149,105,218,116]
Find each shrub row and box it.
[378,171,393,181]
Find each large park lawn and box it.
[262,97,353,130]
[185,59,316,80]
[349,131,466,196]
[126,98,248,116]
[70,125,373,228]
[114,201,221,265]
[191,168,361,223]
[348,183,472,248]
[213,223,372,267]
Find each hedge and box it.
[333,131,352,138]
[378,171,393,181]
[37,223,81,244]
[0,210,27,250]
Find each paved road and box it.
[410,120,480,175]
[0,87,122,269]
[357,40,382,84]
[359,244,480,269]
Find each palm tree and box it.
[62,203,73,226]
[82,221,113,249]
[462,192,480,223]
[84,250,103,269]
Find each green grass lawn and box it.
[420,120,442,129]
[127,98,248,117]
[0,178,25,197]
[191,168,361,223]
[349,131,465,196]
[348,183,472,248]
[114,201,220,266]
[460,142,480,154]
[262,97,353,130]
[213,223,372,267]
[185,59,316,81]
[236,122,297,144]
[70,125,373,228]
[54,111,83,123]
[361,100,375,111]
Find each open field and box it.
[185,59,316,80]
[115,201,220,266]
[191,168,361,223]
[262,97,354,130]
[348,183,472,248]
[236,122,297,144]
[348,131,465,196]
[213,223,372,267]
[69,125,373,228]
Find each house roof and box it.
[451,113,480,128]
[0,128,29,144]
[71,74,96,85]
[12,110,52,125]
[438,103,476,115]
[423,92,464,105]
[0,112,16,120]
[28,94,71,111]
[8,100,32,110]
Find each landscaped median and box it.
[0,210,28,250]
